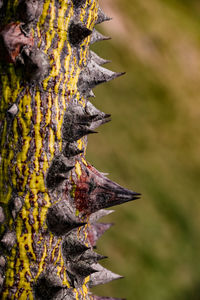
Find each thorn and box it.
[85,102,111,123]
[10,197,23,219]
[78,114,99,124]
[84,102,111,130]
[90,116,111,130]
[46,200,86,236]
[87,223,113,247]
[1,231,16,251]
[104,113,112,118]
[63,124,97,142]
[80,249,107,264]
[62,231,90,261]
[80,128,98,137]
[89,264,123,287]
[63,142,84,158]
[90,51,111,66]
[89,209,114,223]
[78,60,124,93]
[62,106,98,142]
[96,7,112,24]
[70,261,98,278]
[86,89,95,98]
[34,266,63,300]
[46,157,74,189]
[90,29,111,45]
[73,162,141,214]
[69,22,92,46]
[120,71,126,77]
[23,49,50,82]
[7,104,18,116]
[17,0,42,24]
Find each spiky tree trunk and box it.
[0,0,140,299]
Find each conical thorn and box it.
[63,142,84,158]
[1,231,16,251]
[69,22,92,46]
[73,162,141,214]
[90,29,111,44]
[89,209,114,223]
[78,61,125,93]
[34,265,64,300]
[70,261,98,278]
[90,51,111,66]
[62,231,90,261]
[46,157,74,189]
[7,104,18,116]
[46,200,86,236]
[89,264,123,287]
[96,7,112,25]
[80,249,107,263]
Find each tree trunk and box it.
[0,0,140,299]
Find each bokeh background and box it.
[87,0,200,299]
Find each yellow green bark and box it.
[0,0,97,298]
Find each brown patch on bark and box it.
[0,22,33,63]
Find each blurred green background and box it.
[87,0,200,299]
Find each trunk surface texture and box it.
[0,0,140,299]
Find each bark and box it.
[0,0,140,299]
